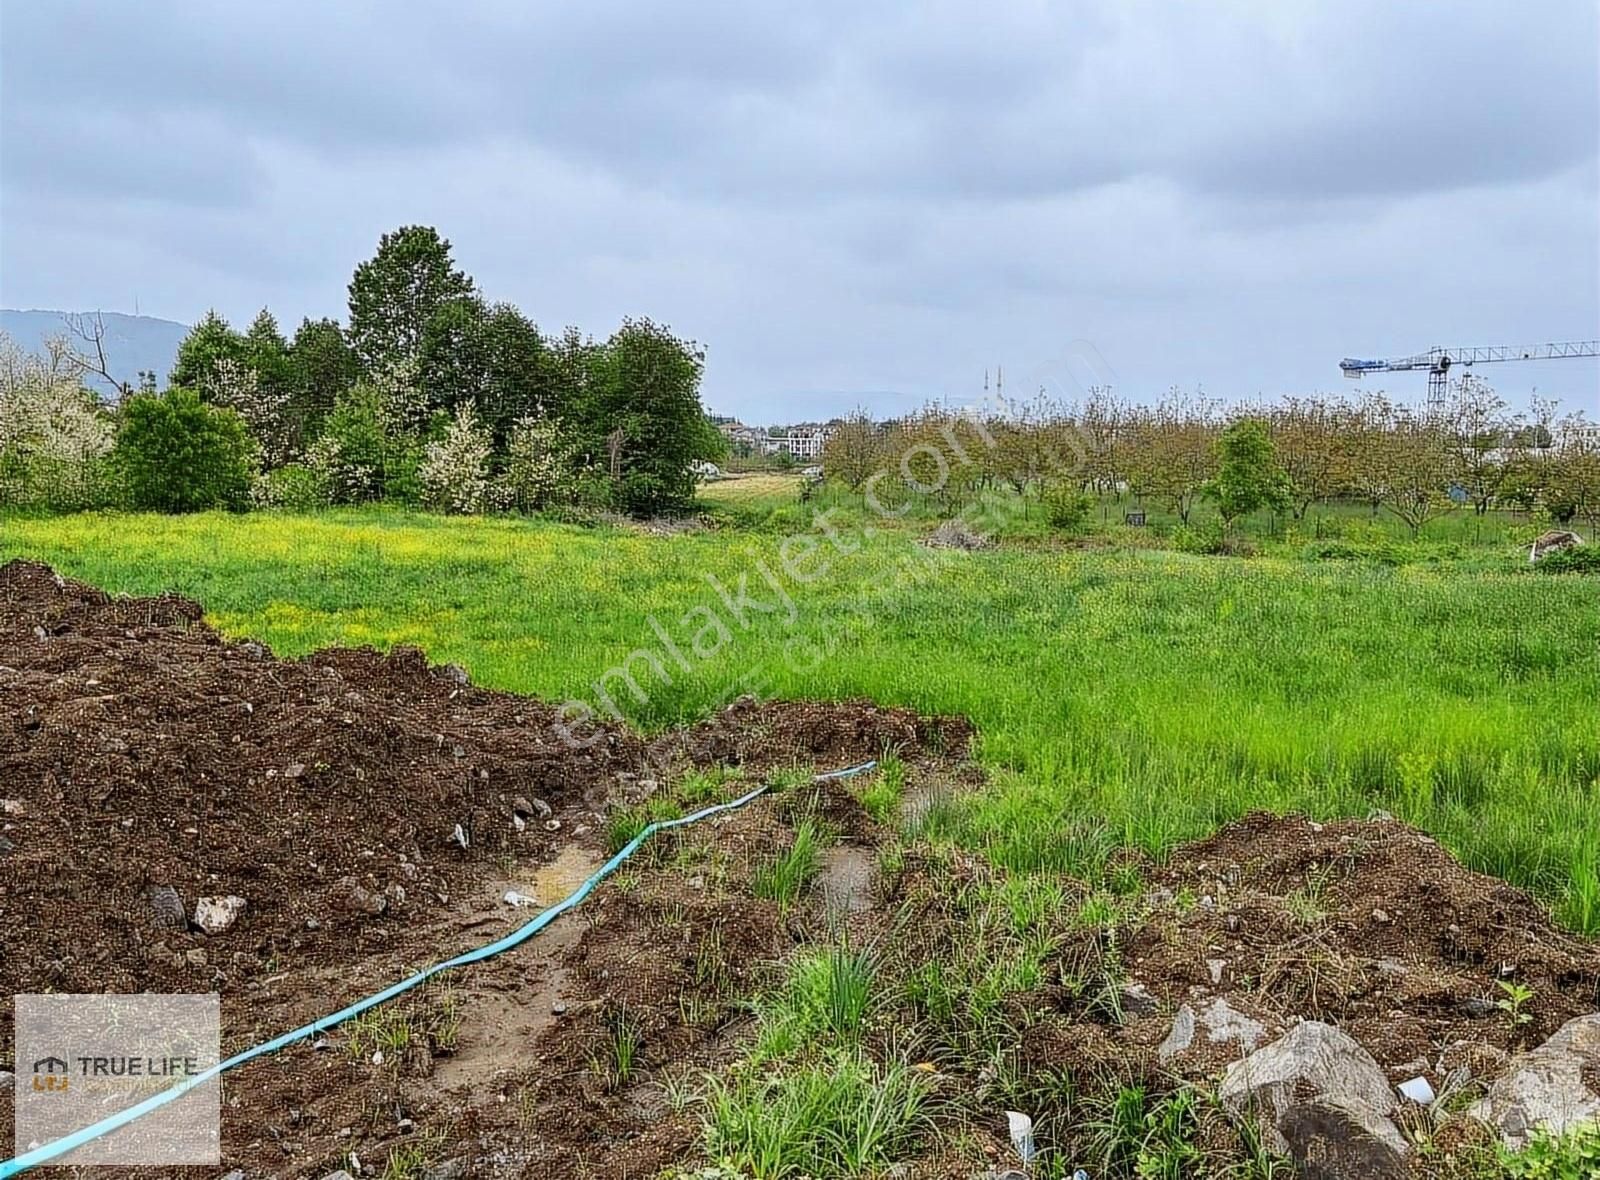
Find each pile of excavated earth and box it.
[1,558,1596,1180]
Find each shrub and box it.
[420,404,493,514]
[1043,486,1097,533]
[501,412,582,512]
[1503,1119,1600,1178]
[1534,545,1600,575]
[251,463,330,510]
[307,381,424,505]
[0,334,116,511]
[113,388,253,512]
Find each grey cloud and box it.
[1,0,1594,414]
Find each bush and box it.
[307,381,424,505]
[420,404,493,514]
[1534,545,1600,575]
[251,463,329,510]
[1043,486,1096,533]
[113,388,253,512]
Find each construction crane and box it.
[1339,341,1600,410]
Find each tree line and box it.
[0,226,724,516]
[822,381,1600,536]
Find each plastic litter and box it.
[1005,1110,1035,1163]
[1397,1076,1435,1104]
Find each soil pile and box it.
[0,559,964,1006]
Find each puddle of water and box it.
[513,843,605,908]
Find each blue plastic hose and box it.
[1,760,877,1176]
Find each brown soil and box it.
[2,559,1595,1179]
[0,560,967,1177]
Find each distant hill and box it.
[1,310,190,396]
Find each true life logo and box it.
[31,1055,70,1093]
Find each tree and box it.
[287,317,360,443]
[0,331,114,510]
[1550,415,1600,532]
[420,404,494,514]
[1447,374,1511,515]
[1372,406,1454,537]
[170,311,246,391]
[306,379,423,504]
[588,318,715,515]
[822,411,886,490]
[347,225,475,372]
[418,297,551,448]
[1126,389,1218,523]
[114,388,253,512]
[1204,417,1288,530]
[1272,396,1349,519]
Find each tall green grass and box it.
[3,508,1596,929]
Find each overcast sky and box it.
[2,1,1596,419]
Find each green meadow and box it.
[3,505,1596,930]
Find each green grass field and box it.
[4,506,1596,929]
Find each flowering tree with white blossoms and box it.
[0,332,114,510]
[420,403,493,514]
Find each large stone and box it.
[193,895,247,935]
[1529,529,1583,563]
[1469,1013,1600,1148]
[1220,1021,1409,1180]
[1158,996,1270,1063]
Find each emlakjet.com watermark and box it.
[13,993,220,1166]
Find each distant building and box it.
[762,427,832,460]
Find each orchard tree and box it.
[822,411,886,490]
[347,225,474,372]
[1272,396,1349,518]
[1204,417,1288,530]
[1447,374,1511,515]
[1373,406,1454,537]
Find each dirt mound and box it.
[0,559,959,1009]
[1120,811,1600,1078]
[673,692,973,770]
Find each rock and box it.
[1,798,24,816]
[1529,528,1583,563]
[150,885,187,929]
[0,1069,14,1087]
[1158,1004,1197,1062]
[1469,1013,1600,1148]
[321,1172,356,1180]
[193,895,247,935]
[924,519,992,550]
[218,1171,245,1180]
[512,795,552,820]
[283,763,306,779]
[1207,958,1226,985]
[1220,1021,1408,1180]
[329,876,386,916]
[1160,997,1270,1063]
[1460,996,1498,1019]
[422,1160,467,1180]
[1120,982,1160,1017]
[0,835,14,856]
[185,948,208,968]
[437,663,471,686]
